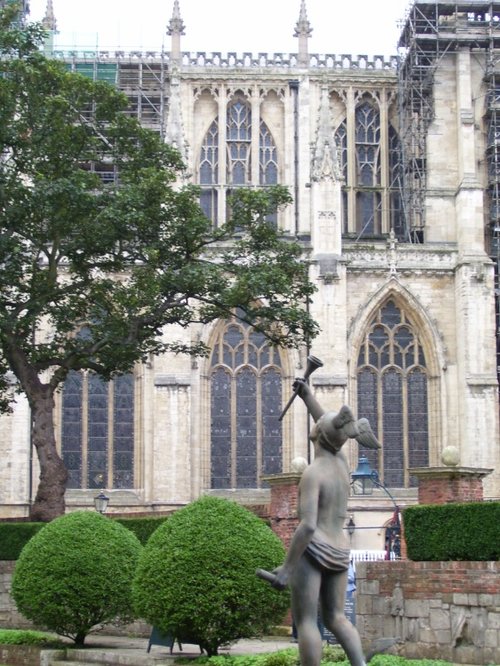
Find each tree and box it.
[0,5,317,520]
[132,496,290,655]
[11,511,142,645]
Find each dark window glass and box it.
[61,369,135,490]
[408,369,429,485]
[389,125,406,241]
[210,314,284,489]
[61,371,83,488]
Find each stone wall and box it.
[356,560,500,665]
[0,561,30,629]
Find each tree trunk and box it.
[29,387,68,522]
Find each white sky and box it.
[27,0,411,56]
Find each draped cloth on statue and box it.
[305,535,350,572]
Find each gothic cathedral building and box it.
[1,1,499,550]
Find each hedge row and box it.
[3,502,499,562]
[403,501,500,561]
[0,515,169,560]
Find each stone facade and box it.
[0,1,498,550]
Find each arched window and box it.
[389,125,405,241]
[60,371,135,490]
[335,121,348,233]
[210,315,283,489]
[355,98,382,236]
[356,299,429,488]
[199,92,279,227]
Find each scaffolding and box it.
[62,55,169,185]
[398,1,500,377]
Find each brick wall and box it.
[417,476,485,504]
[356,560,500,665]
[265,473,300,548]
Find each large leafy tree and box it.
[0,5,317,521]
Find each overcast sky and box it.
[27,0,411,56]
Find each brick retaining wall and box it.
[356,560,500,665]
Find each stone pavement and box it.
[71,633,297,665]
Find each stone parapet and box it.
[409,466,493,504]
[50,50,398,71]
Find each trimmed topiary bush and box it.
[11,511,142,645]
[132,496,289,656]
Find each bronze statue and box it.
[258,378,381,666]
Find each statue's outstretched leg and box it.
[321,571,366,666]
[291,558,323,666]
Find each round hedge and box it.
[12,511,142,645]
[132,496,289,655]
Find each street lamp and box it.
[346,515,356,537]
[350,456,401,559]
[351,456,378,496]
[93,490,109,514]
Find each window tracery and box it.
[356,299,429,488]
[199,93,278,227]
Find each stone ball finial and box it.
[441,446,460,467]
[291,457,308,474]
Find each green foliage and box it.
[0,523,43,560]
[114,515,169,544]
[188,649,299,666]
[403,502,500,561]
[0,9,317,391]
[0,515,168,559]
[11,511,142,644]
[133,496,290,656]
[0,629,65,647]
[368,657,450,666]
[187,650,452,666]
[320,644,347,663]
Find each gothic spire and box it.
[167,0,185,38]
[41,0,57,32]
[167,0,185,63]
[294,0,312,66]
[311,85,341,182]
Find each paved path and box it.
[74,633,297,664]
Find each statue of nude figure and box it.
[260,378,381,666]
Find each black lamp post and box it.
[346,515,356,537]
[350,456,401,559]
[93,490,109,514]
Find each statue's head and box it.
[310,411,348,454]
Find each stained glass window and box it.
[335,121,348,233]
[199,92,279,227]
[389,126,405,240]
[61,371,135,489]
[355,99,382,236]
[210,314,283,488]
[357,299,429,488]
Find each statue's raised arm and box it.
[257,362,382,666]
